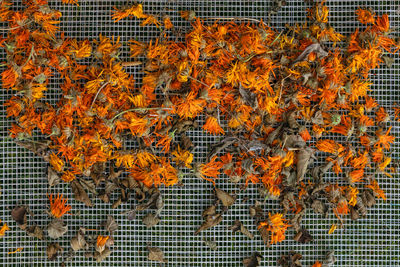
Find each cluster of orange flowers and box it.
[1,0,398,253]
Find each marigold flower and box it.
[197,156,224,185]
[61,171,76,182]
[258,213,290,244]
[163,16,173,29]
[48,194,71,218]
[347,186,359,206]
[203,117,225,135]
[172,146,193,168]
[366,180,386,200]
[349,169,364,183]
[356,8,375,24]
[375,127,395,150]
[50,153,64,172]
[112,4,146,22]
[312,261,322,267]
[62,0,79,5]
[96,235,109,247]
[316,139,338,154]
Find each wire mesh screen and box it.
[1,0,400,266]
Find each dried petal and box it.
[215,188,235,207]
[148,247,167,263]
[47,218,68,239]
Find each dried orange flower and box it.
[356,8,375,24]
[49,153,64,172]
[366,180,386,200]
[48,194,71,218]
[258,213,290,244]
[172,146,193,168]
[312,261,322,267]
[197,156,224,185]
[203,117,225,135]
[96,235,109,247]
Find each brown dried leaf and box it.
[27,225,44,240]
[293,228,312,244]
[243,252,262,267]
[294,43,328,63]
[47,167,60,187]
[195,214,223,235]
[258,226,269,245]
[215,188,235,207]
[47,218,68,239]
[311,199,326,215]
[277,251,302,267]
[202,205,217,217]
[71,180,93,207]
[11,205,27,229]
[148,247,167,263]
[47,242,63,261]
[71,230,87,251]
[15,140,50,157]
[229,220,254,240]
[296,148,313,182]
[104,215,118,234]
[142,213,160,228]
[94,248,112,263]
[322,251,336,266]
[80,178,97,195]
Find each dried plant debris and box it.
[243,252,263,267]
[1,0,399,265]
[277,251,303,267]
[47,243,63,261]
[47,219,68,239]
[147,246,167,263]
[70,228,88,251]
[11,206,28,230]
[215,188,236,207]
[229,220,254,240]
[203,238,217,251]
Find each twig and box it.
[90,82,109,109]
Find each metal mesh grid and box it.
[1,0,399,266]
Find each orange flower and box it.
[203,117,225,135]
[378,157,391,176]
[374,14,389,33]
[163,16,173,29]
[316,139,338,154]
[175,91,206,119]
[96,235,109,247]
[48,194,71,218]
[366,180,386,200]
[0,220,10,237]
[364,95,378,112]
[198,156,224,185]
[1,67,18,88]
[375,127,395,150]
[70,39,92,59]
[349,169,364,183]
[141,15,160,27]
[50,153,64,172]
[61,171,76,182]
[351,151,369,169]
[356,8,375,24]
[312,261,322,267]
[112,4,146,22]
[375,107,389,123]
[258,213,290,245]
[347,186,359,206]
[172,146,193,168]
